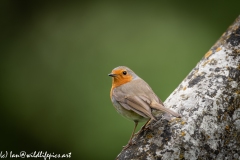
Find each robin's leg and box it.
[123,121,138,150]
[143,118,153,129]
[132,118,152,137]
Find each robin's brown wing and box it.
[130,80,180,118]
[118,96,155,120]
[134,95,181,118]
[113,87,155,120]
[113,79,180,118]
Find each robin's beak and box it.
[108,73,116,77]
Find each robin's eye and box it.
[122,71,127,75]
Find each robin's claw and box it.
[122,139,137,150]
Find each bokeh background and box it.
[0,1,239,159]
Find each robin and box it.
[108,66,181,149]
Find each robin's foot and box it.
[134,130,142,136]
[134,126,149,136]
[143,124,153,131]
[122,140,136,150]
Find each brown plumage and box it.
[109,66,181,149]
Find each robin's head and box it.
[108,66,139,87]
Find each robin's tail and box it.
[150,102,181,118]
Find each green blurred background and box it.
[0,0,239,159]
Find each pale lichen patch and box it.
[202,60,210,67]
[205,50,213,58]
[182,86,187,90]
[216,47,222,52]
[234,120,240,131]
[181,121,186,125]
[144,144,150,152]
[181,131,186,137]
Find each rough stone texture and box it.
[116,16,240,160]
